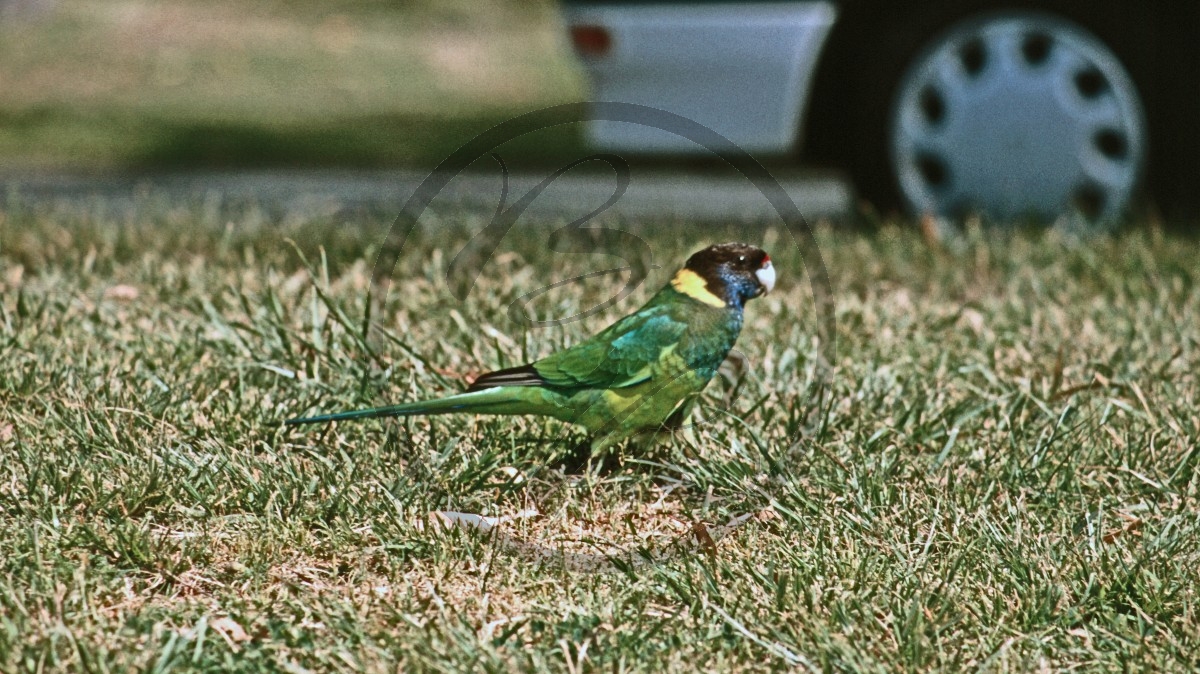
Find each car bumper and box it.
[563,1,837,155]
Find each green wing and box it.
[467,302,688,394]
[535,308,687,390]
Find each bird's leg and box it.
[552,436,628,475]
[662,394,701,432]
[552,438,594,474]
[662,403,691,431]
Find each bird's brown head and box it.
[671,242,775,309]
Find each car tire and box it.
[810,1,1166,225]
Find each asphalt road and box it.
[1,168,853,224]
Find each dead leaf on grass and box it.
[210,616,250,647]
[104,284,140,301]
[692,522,717,557]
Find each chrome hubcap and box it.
[891,14,1145,223]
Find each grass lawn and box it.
[0,194,1198,671]
[0,0,582,169]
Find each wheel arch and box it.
[802,0,1200,218]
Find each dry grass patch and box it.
[0,196,1198,671]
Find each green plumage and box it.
[286,242,774,455]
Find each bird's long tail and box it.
[284,388,541,426]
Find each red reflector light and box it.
[570,25,611,57]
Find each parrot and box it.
[285,242,776,460]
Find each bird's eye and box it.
[738,255,745,262]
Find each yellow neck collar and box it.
[670,268,726,308]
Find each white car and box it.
[562,1,1198,223]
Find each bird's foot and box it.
[551,439,623,476]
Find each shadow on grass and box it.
[130,114,590,169]
[0,109,590,170]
